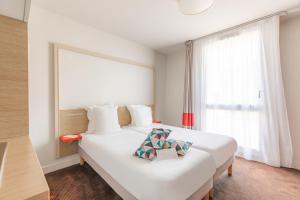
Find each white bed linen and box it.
[79,130,215,200]
[125,124,237,168]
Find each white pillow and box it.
[94,105,121,134]
[127,105,152,127]
[127,105,143,125]
[85,106,96,133]
[85,104,114,133]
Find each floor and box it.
[46,158,300,200]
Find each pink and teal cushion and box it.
[134,128,171,160]
[163,139,193,156]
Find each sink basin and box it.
[0,142,8,187]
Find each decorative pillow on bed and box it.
[134,128,171,160]
[163,139,193,156]
[149,128,171,148]
[134,143,156,161]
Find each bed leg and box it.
[228,164,233,176]
[204,192,210,200]
[209,188,214,198]
[80,156,85,166]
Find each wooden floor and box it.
[46,158,300,200]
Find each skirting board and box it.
[293,161,300,170]
[42,154,80,174]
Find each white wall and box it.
[163,50,185,126]
[280,14,300,170]
[28,5,156,173]
[0,0,27,21]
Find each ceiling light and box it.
[178,0,214,15]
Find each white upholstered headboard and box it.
[53,43,155,157]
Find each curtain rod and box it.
[192,10,288,42]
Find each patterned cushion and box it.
[134,128,171,160]
[163,139,193,156]
[150,128,171,148]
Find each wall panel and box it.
[0,15,28,138]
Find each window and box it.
[202,30,262,151]
[194,17,293,167]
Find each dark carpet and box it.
[46,158,300,200]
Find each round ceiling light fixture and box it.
[178,0,214,15]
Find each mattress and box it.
[125,124,237,168]
[79,130,215,200]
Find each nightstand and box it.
[153,120,162,123]
[60,134,82,143]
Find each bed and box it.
[124,123,237,181]
[78,129,216,200]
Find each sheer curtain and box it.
[193,16,293,167]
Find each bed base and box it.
[214,156,234,181]
[228,165,233,176]
[78,147,212,200]
[209,156,234,198]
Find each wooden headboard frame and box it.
[58,105,154,157]
[54,43,155,158]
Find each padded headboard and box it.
[58,105,155,157]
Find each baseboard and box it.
[293,160,300,170]
[42,155,80,174]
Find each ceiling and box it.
[32,0,300,53]
[0,0,30,21]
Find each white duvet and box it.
[125,124,237,168]
[79,130,215,200]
